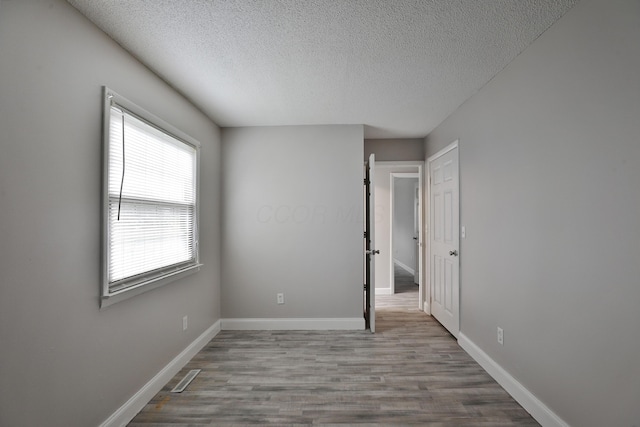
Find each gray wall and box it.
[0,1,221,426]
[425,0,640,425]
[365,138,424,161]
[221,125,363,319]
[393,178,418,271]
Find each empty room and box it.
[0,0,639,426]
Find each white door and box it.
[429,142,459,337]
[365,153,377,332]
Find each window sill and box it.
[100,264,202,309]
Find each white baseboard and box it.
[221,317,365,330]
[376,287,392,295]
[458,333,568,427]
[100,320,221,427]
[393,259,415,275]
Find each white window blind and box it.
[102,88,200,304]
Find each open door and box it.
[413,181,420,285]
[364,153,377,332]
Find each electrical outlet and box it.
[277,293,285,305]
[183,315,188,331]
[497,327,504,345]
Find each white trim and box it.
[99,320,221,427]
[458,333,569,427]
[393,258,415,276]
[417,163,425,311]
[376,161,424,166]
[221,318,365,330]
[424,156,432,316]
[427,140,459,161]
[375,287,393,295]
[100,265,201,309]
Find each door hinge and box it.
[364,231,368,238]
[364,283,367,291]
[364,179,370,185]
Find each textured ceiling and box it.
[67,0,577,138]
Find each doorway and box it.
[390,173,419,296]
[373,162,425,312]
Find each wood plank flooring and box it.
[128,267,538,426]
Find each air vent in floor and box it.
[170,369,201,393]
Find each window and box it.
[101,87,200,307]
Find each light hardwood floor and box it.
[128,267,538,426]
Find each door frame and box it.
[426,139,459,322]
[375,161,425,311]
[390,172,420,296]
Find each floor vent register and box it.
[171,369,201,393]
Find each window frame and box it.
[100,87,201,308]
